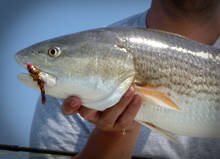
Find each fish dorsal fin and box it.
[135,85,180,111]
[138,121,183,146]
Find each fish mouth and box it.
[18,64,57,87]
[15,51,56,85]
[15,56,57,87]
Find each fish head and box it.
[15,32,136,110]
[15,36,82,79]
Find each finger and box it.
[97,86,135,129]
[78,106,100,124]
[116,95,142,129]
[62,96,81,116]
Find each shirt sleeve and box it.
[29,95,95,159]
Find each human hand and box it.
[62,86,142,133]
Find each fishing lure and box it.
[27,64,46,104]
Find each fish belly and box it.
[135,91,220,138]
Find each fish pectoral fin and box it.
[135,85,180,111]
[138,121,182,146]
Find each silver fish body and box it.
[15,27,220,138]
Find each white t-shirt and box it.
[30,10,220,159]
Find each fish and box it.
[15,27,220,142]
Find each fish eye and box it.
[48,47,61,57]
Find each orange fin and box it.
[135,85,180,111]
[138,121,183,147]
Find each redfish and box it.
[15,28,220,142]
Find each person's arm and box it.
[62,86,142,159]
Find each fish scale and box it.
[15,27,220,140]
